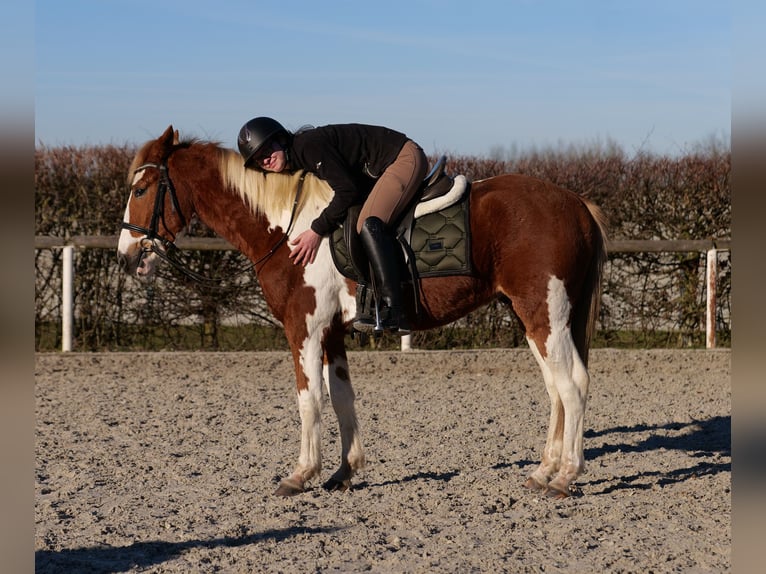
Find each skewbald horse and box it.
[118,126,608,498]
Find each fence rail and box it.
[34,235,732,252]
[35,236,731,352]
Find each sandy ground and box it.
[35,349,730,573]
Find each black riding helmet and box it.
[237,117,289,167]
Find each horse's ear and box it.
[159,125,175,148]
[173,130,180,145]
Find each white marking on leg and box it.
[527,337,562,485]
[542,276,589,487]
[295,385,323,483]
[294,339,325,485]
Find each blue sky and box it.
[34,0,731,157]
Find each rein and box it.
[122,160,306,283]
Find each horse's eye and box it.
[133,188,146,198]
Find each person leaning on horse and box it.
[237,118,428,335]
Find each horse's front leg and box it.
[275,333,326,497]
[322,328,366,492]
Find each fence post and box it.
[62,246,74,352]
[706,249,717,349]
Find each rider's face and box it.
[254,140,286,173]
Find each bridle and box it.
[122,158,304,283]
[122,160,184,249]
[121,159,207,281]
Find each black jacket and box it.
[288,124,409,236]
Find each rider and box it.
[237,117,428,334]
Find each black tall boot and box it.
[352,217,409,335]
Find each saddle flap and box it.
[332,205,370,282]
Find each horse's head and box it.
[118,126,188,277]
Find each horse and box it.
[117,126,608,498]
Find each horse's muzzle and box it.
[117,249,144,276]
[117,246,155,277]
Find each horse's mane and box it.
[131,133,334,224]
[218,147,333,222]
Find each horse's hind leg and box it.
[322,334,366,491]
[522,276,590,498]
[546,349,588,497]
[525,342,565,491]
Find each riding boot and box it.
[353,216,410,335]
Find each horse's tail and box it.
[573,198,608,367]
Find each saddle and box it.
[330,156,472,322]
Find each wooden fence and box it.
[35,236,731,352]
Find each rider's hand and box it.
[289,229,322,267]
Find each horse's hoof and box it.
[546,476,580,498]
[323,477,351,492]
[544,486,570,499]
[274,478,305,497]
[523,477,546,492]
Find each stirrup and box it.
[378,305,410,335]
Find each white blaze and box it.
[117,202,140,254]
[117,168,148,255]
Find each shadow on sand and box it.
[35,526,339,574]
[582,414,731,494]
[487,414,730,494]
